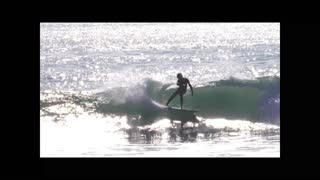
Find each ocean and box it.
[40,23,280,157]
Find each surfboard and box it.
[167,106,199,113]
[166,106,199,125]
[150,100,199,113]
[150,100,199,125]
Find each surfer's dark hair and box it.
[177,73,183,78]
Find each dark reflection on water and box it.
[124,123,280,145]
[126,128,163,144]
[125,125,219,144]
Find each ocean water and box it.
[40,23,280,157]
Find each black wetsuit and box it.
[176,78,189,95]
[166,77,192,107]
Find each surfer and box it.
[166,73,193,109]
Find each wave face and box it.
[41,76,280,125]
[145,76,279,122]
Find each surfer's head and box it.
[177,73,183,79]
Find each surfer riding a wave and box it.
[166,73,193,109]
